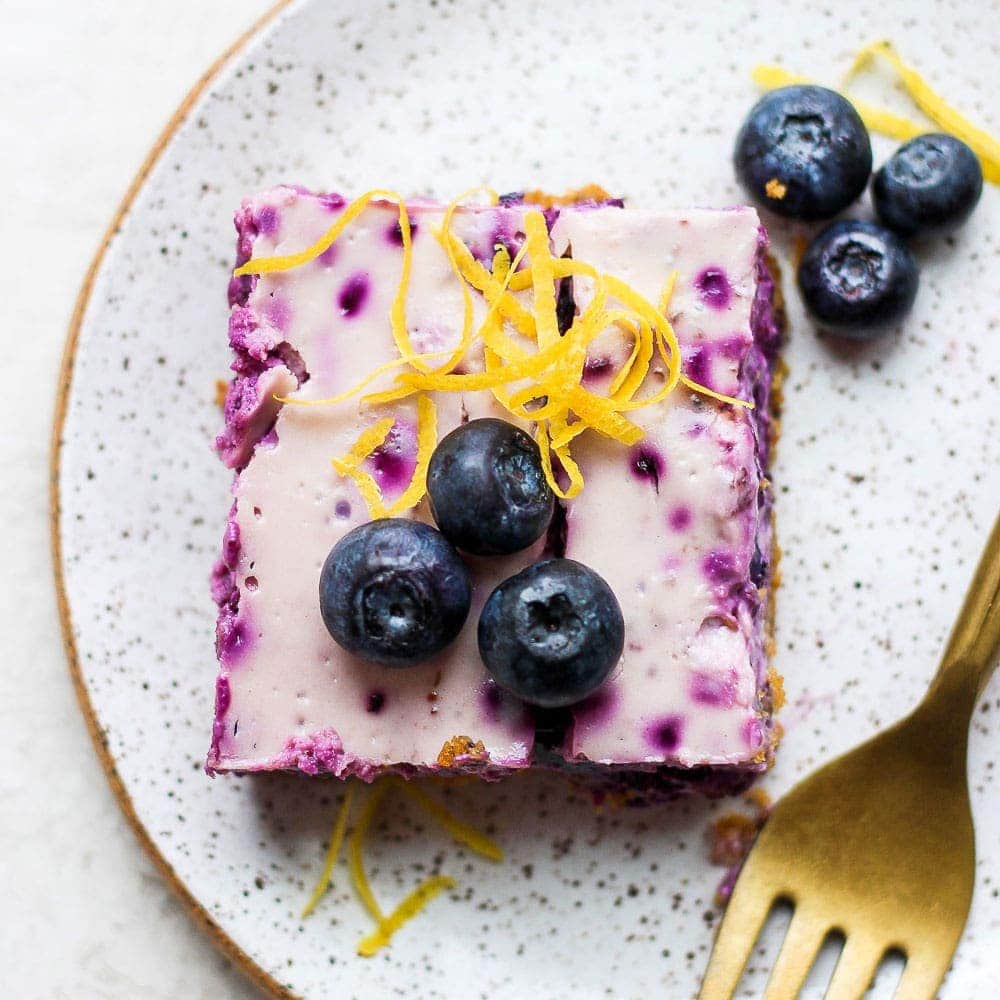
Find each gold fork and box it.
[699,512,1000,1000]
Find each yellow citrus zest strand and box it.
[398,783,504,861]
[234,189,424,371]
[753,42,1000,184]
[751,64,928,145]
[333,417,396,471]
[341,778,504,957]
[301,785,355,918]
[537,423,586,500]
[845,41,1000,184]
[429,186,500,375]
[608,315,651,401]
[234,190,387,277]
[553,440,584,498]
[384,395,437,517]
[524,210,560,349]
[328,398,436,520]
[275,349,457,408]
[348,783,389,924]
[356,875,456,957]
[330,417,395,519]
[656,271,679,318]
[357,240,533,409]
[506,255,599,291]
[440,230,538,339]
[242,191,755,511]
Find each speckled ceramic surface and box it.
[55,1,999,996]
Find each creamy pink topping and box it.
[550,209,767,767]
[208,188,775,784]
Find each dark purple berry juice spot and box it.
[367,423,416,495]
[690,672,736,708]
[702,549,738,585]
[256,205,279,236]
[334,500,352,519]
[386,219,419,246]
[318,192,347,212]
[556,248,576,334]
[668,506,692,531]
[645,714,684,753]
[684,344,713,388]
[366,691,385,714]
[337,272,370,318]
[481,681,504,722]
[630,446,665,493]
[695,266,732,310]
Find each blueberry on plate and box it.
[797,219,919,336]
[734,85,872,220]
[873,133,983,237]
[478,559,624,708]
[319,519,471,667]
[427,418,554,556]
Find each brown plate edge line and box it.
[49,3,300,998]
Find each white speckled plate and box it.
[53,1,1000,997]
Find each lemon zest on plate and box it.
[399,782,504,861]
[348,783,389,923]
[301,785,355,918]
[356,875,456,957]
[752,43,1000,184]
[315,778,505,956]
[844,40,1000,184]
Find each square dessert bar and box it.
[208,186,782,803]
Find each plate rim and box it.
[49,3,297,997]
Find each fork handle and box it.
[928,511,1000,707]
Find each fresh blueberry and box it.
[798,219,919,335]
[734,85,872,220]
[873,133,983,237]
[427,418,554,556]
[477,559,624,708]
[319,519,471,667]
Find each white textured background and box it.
[2,3,271,997]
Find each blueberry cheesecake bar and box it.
[208,185,783,804]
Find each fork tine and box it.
[697,875,774,1000]
[761,905,826,1000]
[893,949,954,1000]
[824,935,883,1000]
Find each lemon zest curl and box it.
[235,190,755,513]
